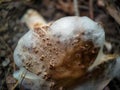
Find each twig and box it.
[19,70,28,88]
[73,0,79,16]
[11,80,19,90]
[105,1,120,25]
[89,0,94,19]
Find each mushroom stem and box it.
[21,9,47,30]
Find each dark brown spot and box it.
[49,64,55,70]
[47,42,52,46]
[42,38,46,42]
[40,55,45,61]
[46,37,49,40]
[43,72,51,80]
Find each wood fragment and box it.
[73,0,79,16]
[105,1,120,25]
[89,0,94,19]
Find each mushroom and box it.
[13,9,120,90]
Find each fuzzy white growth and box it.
[50,16,105,71]
[14,30,38,67]
[50,16,105,47]
[15,16,105,68]
[14,30,49,89]
[13,68,46,90]
[14,16,107,89]
[13,68,40,82]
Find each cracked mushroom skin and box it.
[13,16,109,90]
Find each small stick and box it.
[11,80,19,90]
[73,0,79,16]
[89,0,94,19]
[19,70,28,88]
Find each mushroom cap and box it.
[14,16,105,89]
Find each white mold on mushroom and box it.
[13,16,119,90]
